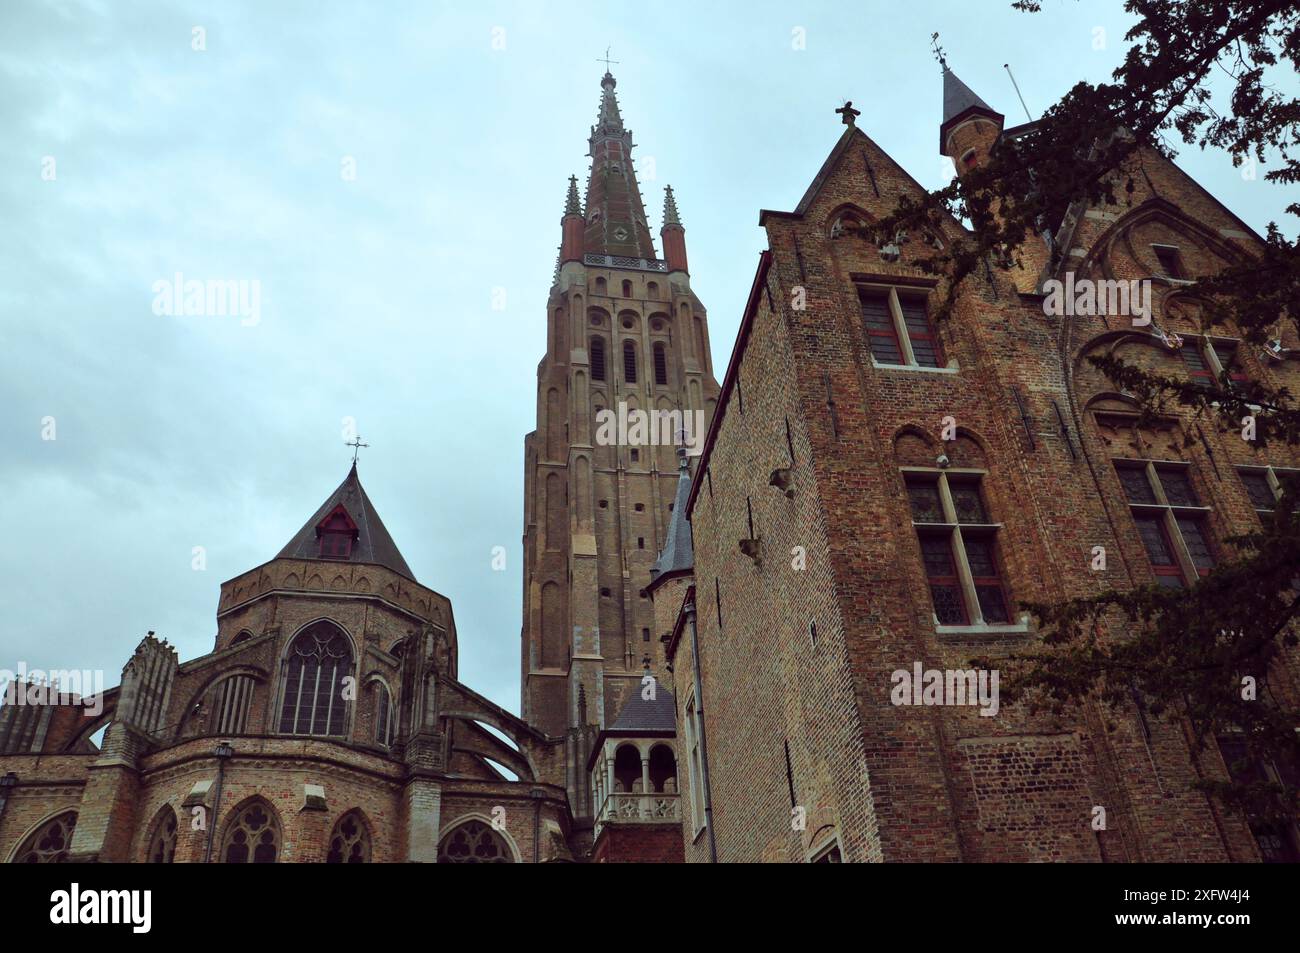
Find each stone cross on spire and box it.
[836,101,861,127]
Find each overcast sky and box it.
[2,0,1294,717]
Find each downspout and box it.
[203,741,233,863]
[685,595,718,863]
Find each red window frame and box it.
[919,531,968,625]
[859,290,904,365]
[1181,344,1215,389]
[961,531,1010,623]
[897,294,943,368]
[1132,514,1185,587]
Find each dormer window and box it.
[317,504,358,559]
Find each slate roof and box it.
[609,683,677,734]
[648,451,694,589]
[276,464,415,580]
[939,67,1003,152]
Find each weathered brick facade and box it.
[665,69,1299,862]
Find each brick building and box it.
[2,66,1296,864]
[660,66,1300,862]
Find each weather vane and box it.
[346,435,369,464]
[597,46,619,72]
[930,32,948,70]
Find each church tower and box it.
[521,70,719,816]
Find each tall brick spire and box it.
[583,71,657,259]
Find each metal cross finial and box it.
[597,46,619,72]
[836,101,861,126]
[930,32,948,70]
[346,435,369,464]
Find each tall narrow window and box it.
[279,622,353,736]
[859,286,944,368]
[905,471,1011,627]
[1216,735,1300,862]
[373,681,393,747]
[1183,337,1248,390]
[212,674,254,735]
[622,279,633,297]
[146,807,177,863]
[1114,461,1215,587]
[591,336,606,381]
[653,342,668,386]
[1236,465,1299,518]
[623,340,638,383]
[684,694,706,833]
[327,810,372,863]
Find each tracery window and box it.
[221,801,280,864]
[327,810,371,863]
[279,622,353,736]
[436,820,513,863]
[591,336,606,381]
[14,812,76,863]
[147,807,177,863]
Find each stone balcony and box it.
[594,791,680,837]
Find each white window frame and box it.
[1236,465,1300,515]
[859,284,958,373]
[683,692,706,836]
[1115,459,1215,586]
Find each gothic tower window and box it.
[437,819,514,863]
[220,800,280,864]
[327,810,371,863]
[623,340,638,383]
[591,336,606,381]
[653,342,668,386]
[146,807,177,863]
[14,811,76,863]
[278,621,353,736]
[622,279,633,297]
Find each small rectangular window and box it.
[1239,469,1277,513]
[1153,244,1185,279]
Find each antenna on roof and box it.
[1003,63,1034,122]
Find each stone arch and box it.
[575,455,592,530]
[947,429,989,470]
[893,424,940,467]
[437,814,520,863]
[613,742,642,793]
[826,201,873,239]
[276,619,356,737]
[649,742,677,793]
[283,572,300,588]
[1079,198,1248,283]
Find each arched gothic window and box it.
[591,336,606,381]
[221,801,280,864]
[622,279,633,297]
[653,342,668,386]
[279,622,353,736]
[14,812,76,863]
[623,340,638,383]
[147,807,177,863]
[437,820,514,863]
[327,810,371,863]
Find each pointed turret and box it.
[939,66,1004,160]
[560,174,585,265]
[583,71,657,259]
[660,185,689,275]
[648,448,695,592]
[277,463,415,580]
